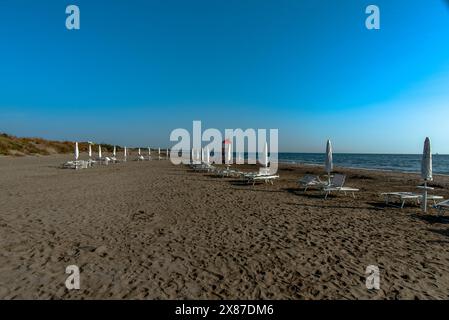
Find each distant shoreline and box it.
[275,160,449,177]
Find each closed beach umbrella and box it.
[98,145,102,159]
[205,147,210,164]
[148,147,151,157]
[263,142,268,168]
[158,148,161,159]
[138,148,141,156]
[124,146,127,160]
[113,146,116,157]
[75,142,79,160]
[325,139,333,184]
[421,137,433,212]
[88,142,92,158]
[201,148,204,163]
[227,143,232,165]
[421,137,432,181]
[166,148,169,159]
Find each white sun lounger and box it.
[192,163,216,172]
[298,175,327,191]
[434,199,449,213]
[216,167,242,177]
[94,156,111,165]
[382,192,444,209]
[243,172,280,186]
[62,160,89,170]
[322,174,359,199]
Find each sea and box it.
[241,153,449,175]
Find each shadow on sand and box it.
[411,213,449,225]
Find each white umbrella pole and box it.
[424,181,428,213]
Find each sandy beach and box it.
[1,154,449,299]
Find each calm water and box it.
[277,153,449,175]
[241,153,449,175]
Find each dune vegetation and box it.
[0,133,115,156]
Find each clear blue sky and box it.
[1,0,449,153]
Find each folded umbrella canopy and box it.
[226,143,232,166]
[421,137,433,212]
[262,142,268,168]
[88,142,92,159]
[75,142,79,161]
[205,147,210,164]
[325,140,333,185]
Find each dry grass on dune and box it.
[0,133,116,156]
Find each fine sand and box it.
[1,154,449,299]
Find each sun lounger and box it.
[218,167,242,177]
[434,199,449,213]
[322,174,359,199]
[192,163,216,172]
[382,192,443,209]
[94,156,111,165]
[298,175,327,191]
[62,160,89,170]
[245,174,279,186]
[240,171,279,186]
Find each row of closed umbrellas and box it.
[74,142,166,160]
[191,142,269,167]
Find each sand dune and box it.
[1,154,449,299]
